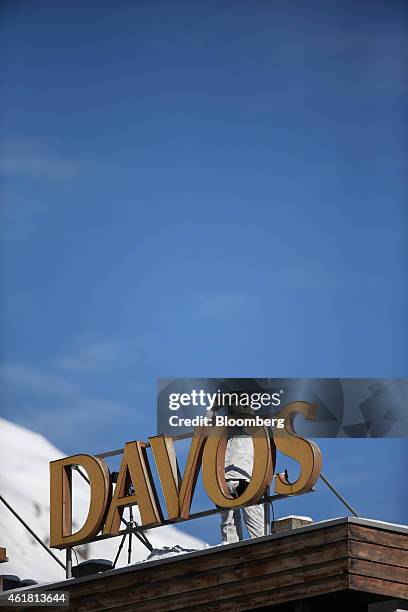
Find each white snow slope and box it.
[0,417,204,582]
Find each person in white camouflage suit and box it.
[219,405,265,544]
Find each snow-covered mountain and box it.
[0,417,204,582]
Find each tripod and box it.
[72,466,153,568]
[113,506,134,567]
[112,504,153,568]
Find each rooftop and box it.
[1,517,407,611]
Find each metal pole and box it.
[113,533,127,569]
[127,531,133,565]
[319,472,360,517]
[127,508,133,565]
[264,485,271,536]
[0,494,66,571]
[95,432,194,459]
[65,548,72,579]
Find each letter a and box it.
[103,441,163,535]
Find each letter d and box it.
[50,454,110,548]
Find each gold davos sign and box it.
[49,401,322,549]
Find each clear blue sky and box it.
[0,1,407,544]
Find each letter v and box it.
[150,428,208,520]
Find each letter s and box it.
[274,401,322,495]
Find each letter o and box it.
[201,426,275,508]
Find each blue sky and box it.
[0,0,407,544]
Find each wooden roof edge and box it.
[346,516,408,535]
[1,516,406,597]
